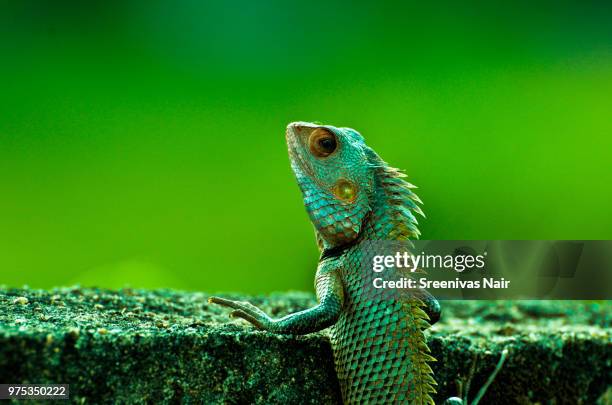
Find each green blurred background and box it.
[1,1,610,293]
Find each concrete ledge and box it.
[1,288,610,404]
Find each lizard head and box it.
[286,122,376,248]
[286,121,423,249]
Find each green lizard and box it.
[210,122,439,404]
[210,123,505,404]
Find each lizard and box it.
[210,122,441,404]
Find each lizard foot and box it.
[208,296,273,330]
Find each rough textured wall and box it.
[1,288,610,404]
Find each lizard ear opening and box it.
[333,179,357,203]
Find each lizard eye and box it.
[309,128,337,157]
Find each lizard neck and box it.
[318,163,422,259]
[315,158,422,255]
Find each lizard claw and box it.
[208,296,272,330]
[230,309,266,329]
[208,296,241,308]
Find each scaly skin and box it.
[210,122,440,404]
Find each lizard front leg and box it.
[209,261,344,335]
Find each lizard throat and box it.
[319,235,362,261]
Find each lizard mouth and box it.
[285,122,318,180]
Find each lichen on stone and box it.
[0,287,610,404]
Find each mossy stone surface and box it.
[1,287,610,404]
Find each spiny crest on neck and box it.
[366,149,424,240]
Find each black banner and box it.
[359,240,612,300]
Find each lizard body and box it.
[210,122,439,404]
